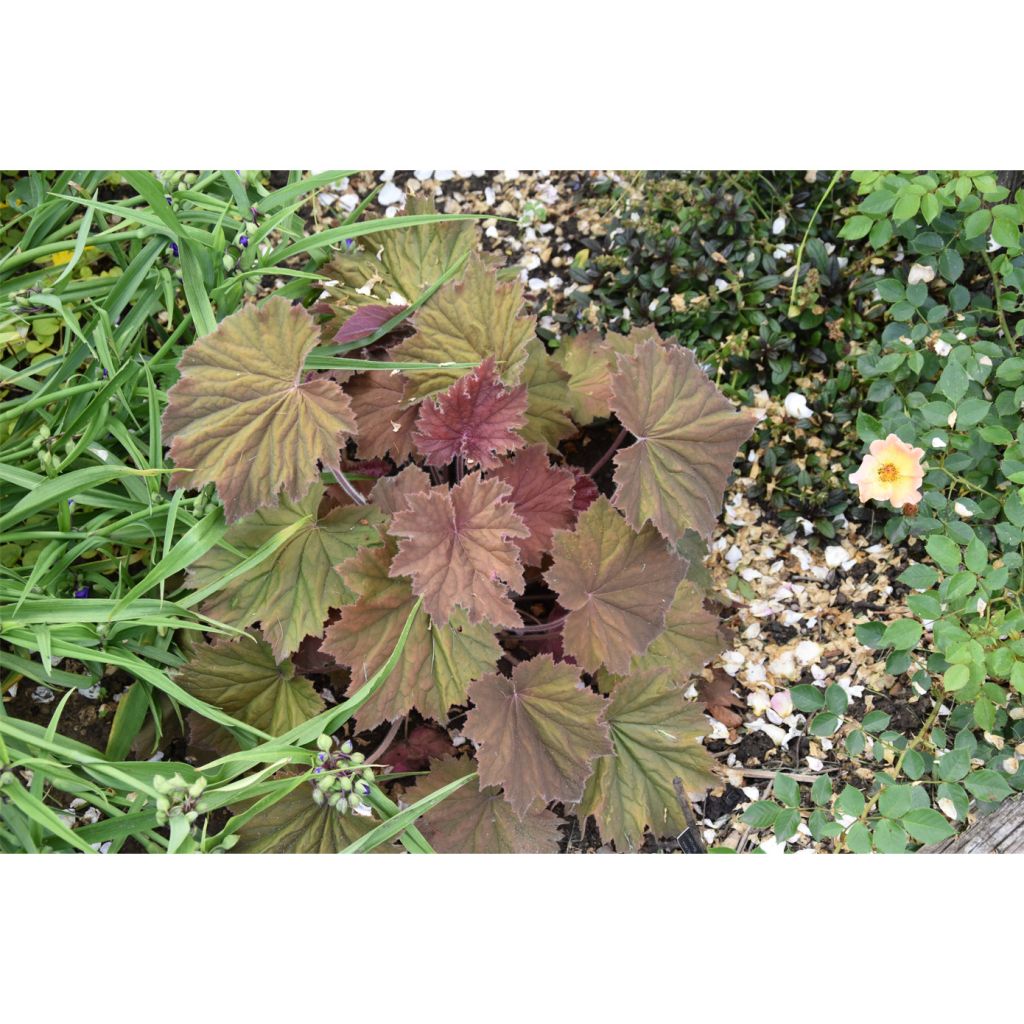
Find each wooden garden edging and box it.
[920,792,1024,853]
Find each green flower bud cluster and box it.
[310,735,375,817]
[153,772,209,829]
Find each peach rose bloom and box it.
[849,434,925,508]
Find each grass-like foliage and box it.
[0,173,753,852]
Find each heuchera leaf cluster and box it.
[162,205,755,852]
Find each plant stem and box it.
[505,614,569,636]
[982,250,1015,351]
[788,169,842,318]
[331,468,367,506]
[587,427,628,478]
[367,718,403,767]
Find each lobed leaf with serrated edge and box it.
[491,445,576,567]
[413,357,527,470]
[519,339,577,450]
[175,633,323,738]
[405,756,562,853]
[321,541,500,729]
[464,654,613,818]
[630,580,726,677]
[609,338,755,543]
[347,368,418,463]
[545,496,686,674]
[232,784,396,854]
[162,297,356,522]
[554,325,665,426]
[389,473,528,628]
[393,253,536,399]
[578,668,717,851]
[186,486,384,661]
[379,196,478,303]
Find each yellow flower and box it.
[49,245,97,267]
[849,433,925,509]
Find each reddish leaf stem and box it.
[586,426,628,478]
[505,614,569,636]
[331,468,367,506]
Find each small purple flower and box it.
[239,235,249,249]
[313,767,323,775]
[67,498,74,508]
[169,241,179,258]
[345,238,354,249]
[165,195,173,206]
[73,586,90,599]
[102,368,108,378]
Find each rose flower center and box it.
[877,462,899,483]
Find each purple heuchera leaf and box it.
[413,357,528,470]
[332,304,406,344]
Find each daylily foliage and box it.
[163,211,753,852]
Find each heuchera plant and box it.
[161,202,756,852]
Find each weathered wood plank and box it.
[921,792,1024,854]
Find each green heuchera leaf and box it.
[404,756,562,853]
[609,338,756,542]
[553,326,665,426]
[232,784,394,854]
[394,253,536,399]
[316,197,478,326]
[163,297,357,522]
[378,196,478,303]
[187,487,384,661]
[464,654,613,817]
[578,668,717,851]
[545,496,686,674]
[389,473,529,629]
[321,540,500,729]
[519,340,577,450]
[629,579,726,677]
[175,633,323,738]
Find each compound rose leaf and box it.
[393,253,536,399]
[578,668,717,851]
[405,756,562,853]
[519,340,577,450]
[464,654,613,818]
[545,496,686,674]
[346,367,418,463]
[163,297,356,521]
[175,633,323,738]
[413,357,528,470]
[369,464,432,517]
[630,579,726,677]
[379,196,478,303]
[321,542,500,729]
[233,784,397,854]
[610,338,756,543]
[492,445,576,567]
[186,486,384,661]
[389,473,528,628]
